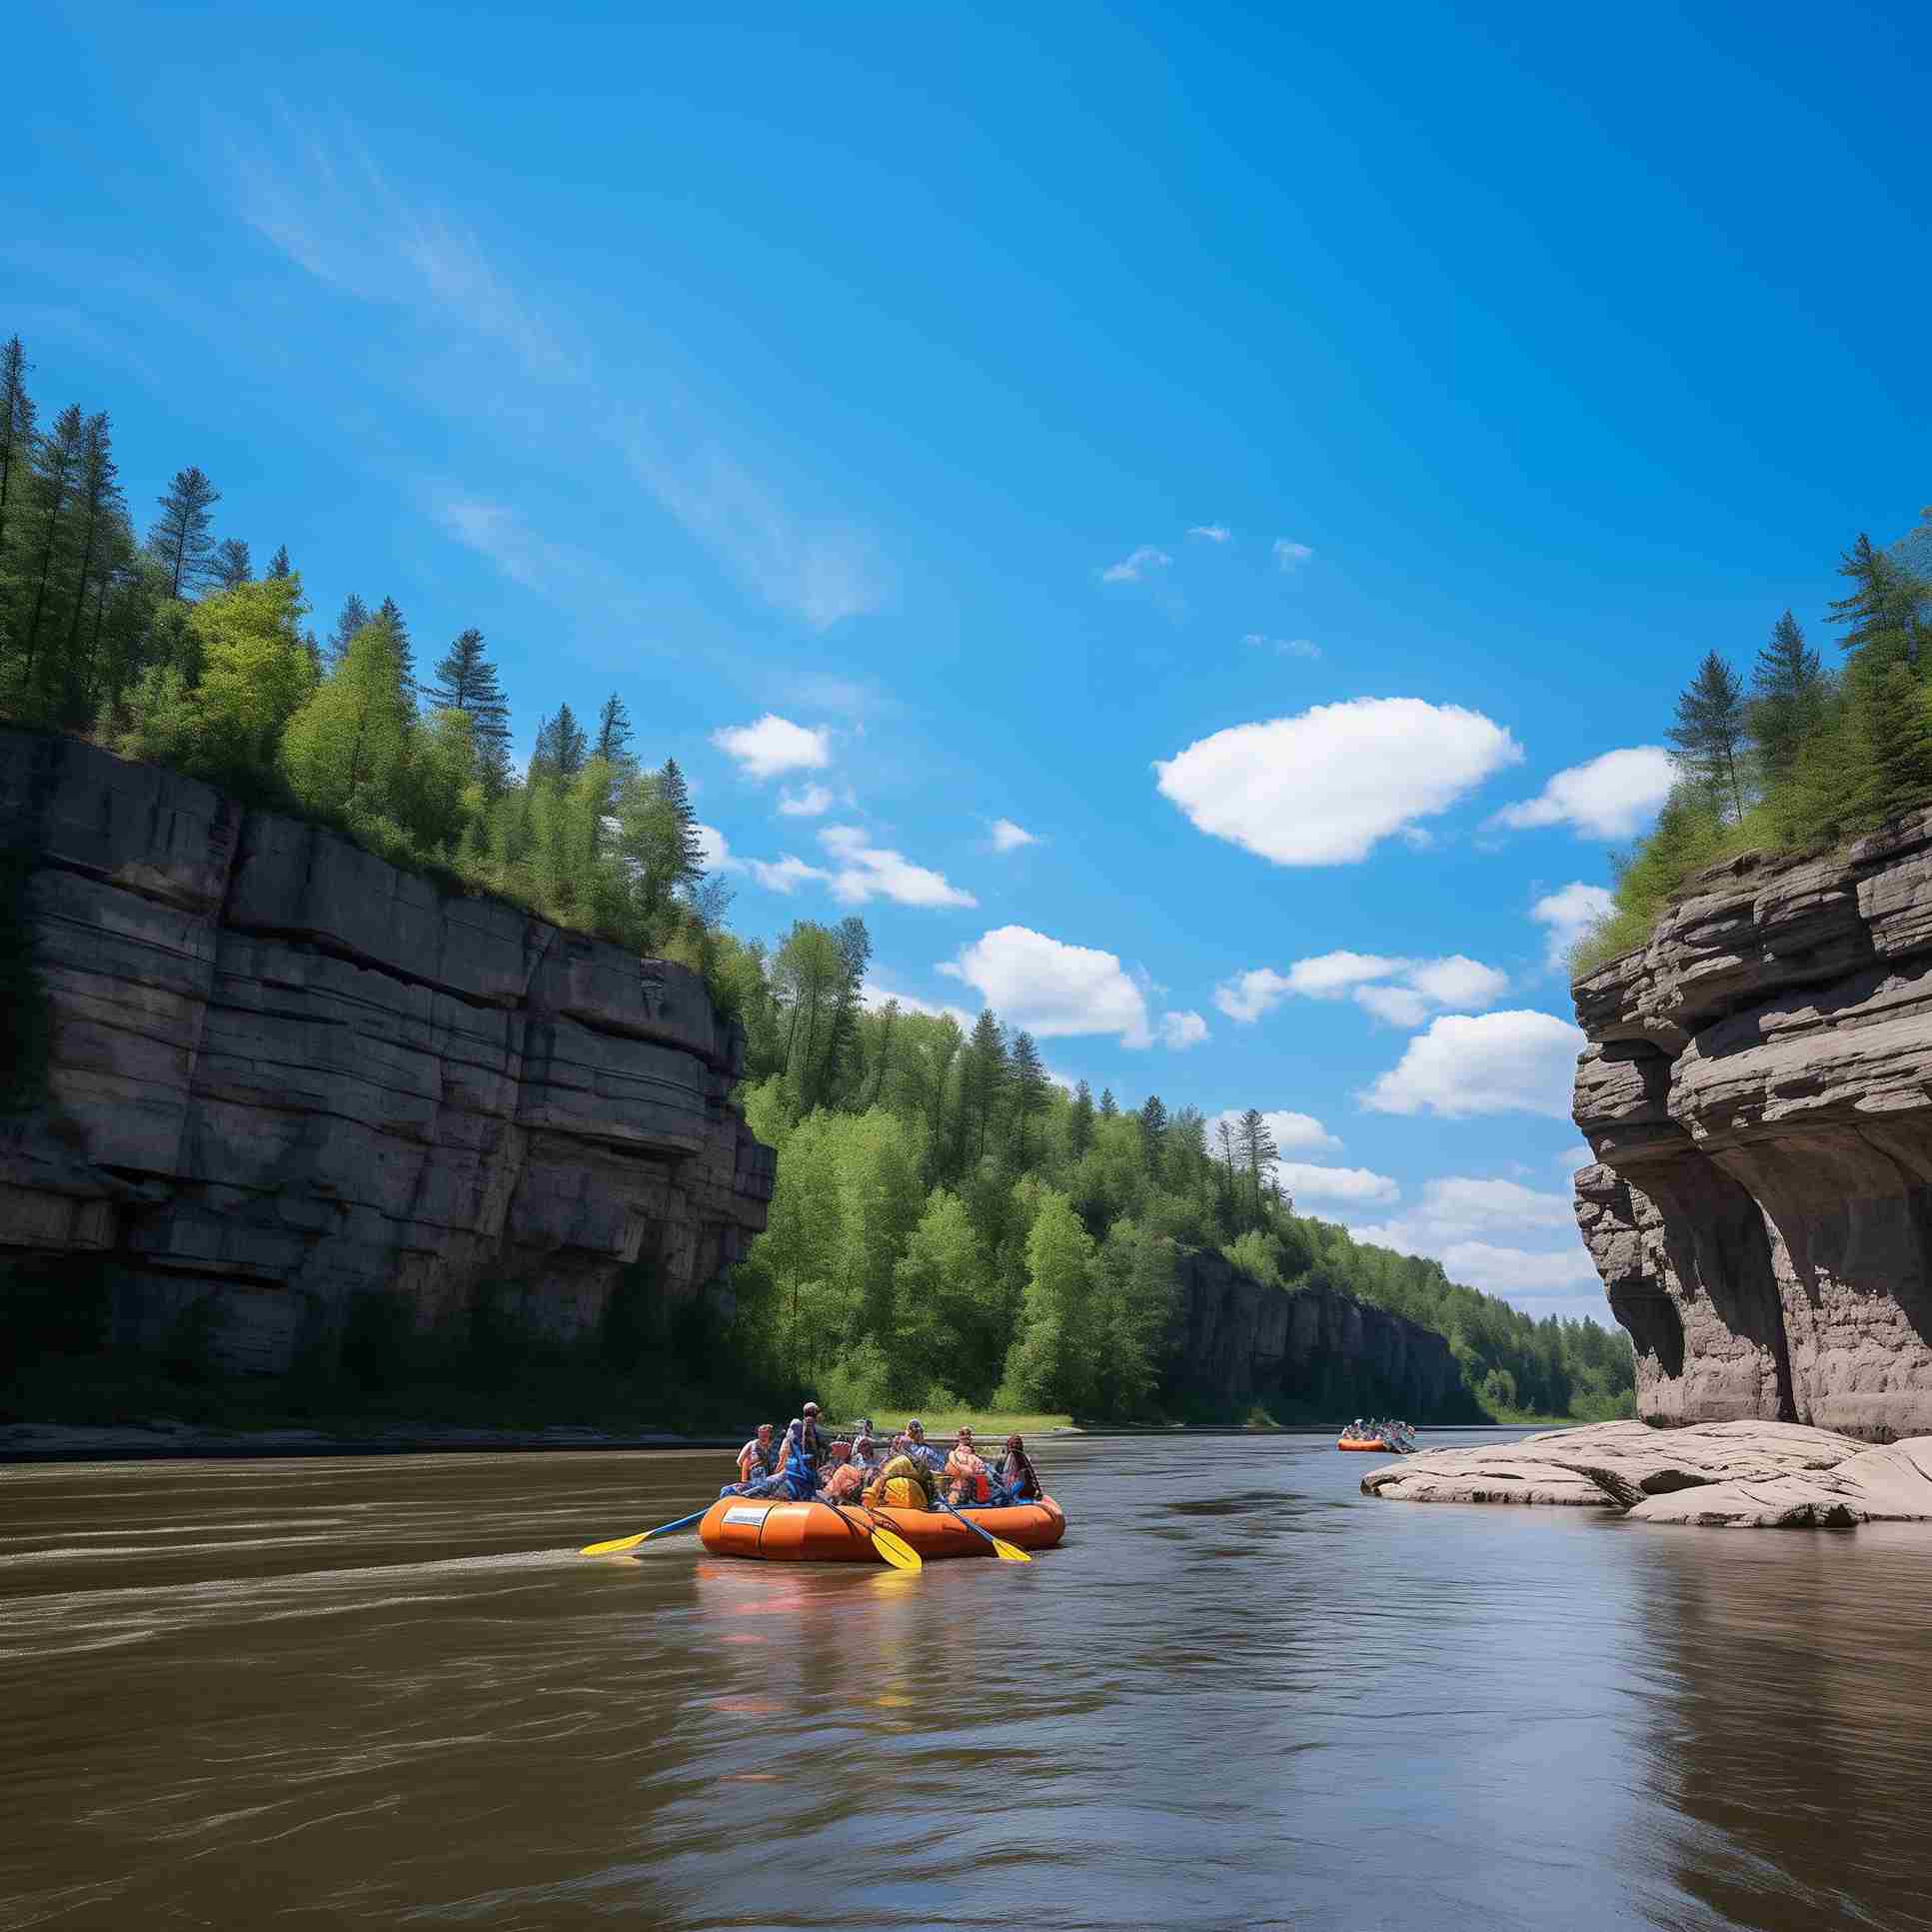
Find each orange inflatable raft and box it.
[699,1494,1065,1562]
[1336,1435,1391,1452]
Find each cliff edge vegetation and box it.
[1572,513,1932,974]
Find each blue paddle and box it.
[580,1508,707,1555]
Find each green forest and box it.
[0,331,1632,1425]
[1573,515,1932,973]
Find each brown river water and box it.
[5,1430,1932,1931]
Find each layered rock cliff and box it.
[1164,1246,1467,1418]
[1571,808,1932,1440]
[0,731,773,1373]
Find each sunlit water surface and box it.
[5,1433,1932,1930]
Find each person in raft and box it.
[800,1400,834,1468]
[719,1422,782,1497]
[944,1426,993,1506]
[903,1419,947,1478]
[1000,1433,1042,1502]
[848,1433,881,1477]
[818,1440,867,1503]
[865,1435,939,1510]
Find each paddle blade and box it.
[985,1534,1032,1563]
[868,1524,924,1572]
[580,1531,649,1556]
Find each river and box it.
[4,1430,1930,1931]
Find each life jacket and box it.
[945,1448,991,1503]
[738,1436,775,1484]
[866,1454,933,1510]
[820,1463,866,1502]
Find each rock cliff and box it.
[1570,809,1932,1440]
[1163,1246,1467,1418]
[0,731,773,1373]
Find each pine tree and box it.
[1853,658,1932,832]
[1667,650,1749,822]
[1748,610,1826,795]
[1067,1078,1095,1159]
[60,415,123,692]
[426,628,512,780]
[211,539,252,590]
[20,405,87,690]
[1007,1029,1049,1165]
[593,692,634,767]
[963,1008,1008,1160]
[1830,534,1926,669]
[1139,1093,1168,1176]
[534,703,588,781]
[1236,1107,1279,1224]
[147,466,221,599]
[0,335,34,565]
[1097,1086,1118,1119]
[266,545,292,579]
[656,758,704,879]
[375,597,416,699]
[327,594,370,668]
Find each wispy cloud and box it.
[1272,538,1314,572]
[1242,633,1320,659]
[989,818,1038,853]
[1099,545,1172,584]
[711,715,833,780]
[224,112,887,633]
[778,783,838,817]
[1187,523,1232,543]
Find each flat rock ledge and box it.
[1361,1419,1932,1527]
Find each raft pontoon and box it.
[699,1495,1065,1561]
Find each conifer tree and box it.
[1068,1078,1095,1159]
[374,596,416,698]
[593,692,634,768]
[655,757,704,879]
[327,594,370,668]
[0,335,34,564]
[426,628,512,780]
[20,405,86,689]
[1139,1093,1168,1176]
[147,466,221,599]
[533,703,588,781]
[1008,1029,1049,1165]
[60,415,123,680]
[211,539,252,590]
[1097,1086,1118,1119]
[963,1008,1008,1160]
[266,545,292,579]
[1236,1106,1279,1224]
[1830,534,1927,669]
[1667,650,1749,822]
[1853,658,1932,832]
[1748,611,1826,793]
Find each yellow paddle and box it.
[933,1493,1031,1561]
[580,1507,707,1555]
[830,1500,923,1572]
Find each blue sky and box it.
[9,1,1928,1320]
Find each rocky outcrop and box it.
[1361,1418,1932,1526]
[1571,811,1932,1440]
[1164,1246,1467,1418]
[0,731,773,1373]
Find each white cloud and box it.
[1099,545,1172,584]
[1242,633,1321,659]
[1213,967,1296,1023]
[693,823,736,872]
[711,714,833,780]
[1556,1143,1593,1172]
[1187,524,1232,543]
[1531,882,1617,970]
[1158,1009,1210,1049]
[1205,1108,1342,1153]
[1353,984,1432,1028]
[1361,1009,1585,1118]
[745,855,829,894]
[1272,538,1314,572]
[817,827,976,909]
[1215,950,1508,1027]
[940,927,1152,1045]
[778,783,837,817]
[1280,1162,1399,1205]
[1345,1175,1598,1305]
[1155,698,1521,866]
[1490,747,1676,840]
[989,818,1038,853]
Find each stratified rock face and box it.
[1570,812,1932,1440]
[1164,1246,1465,1418]
[1361,1418,1932,1527]
[0,732,774,1372]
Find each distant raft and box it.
[1337,1431,1413,1452]
[699,1495,1065,1562]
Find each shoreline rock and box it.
[1361,1418,1932,1526]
